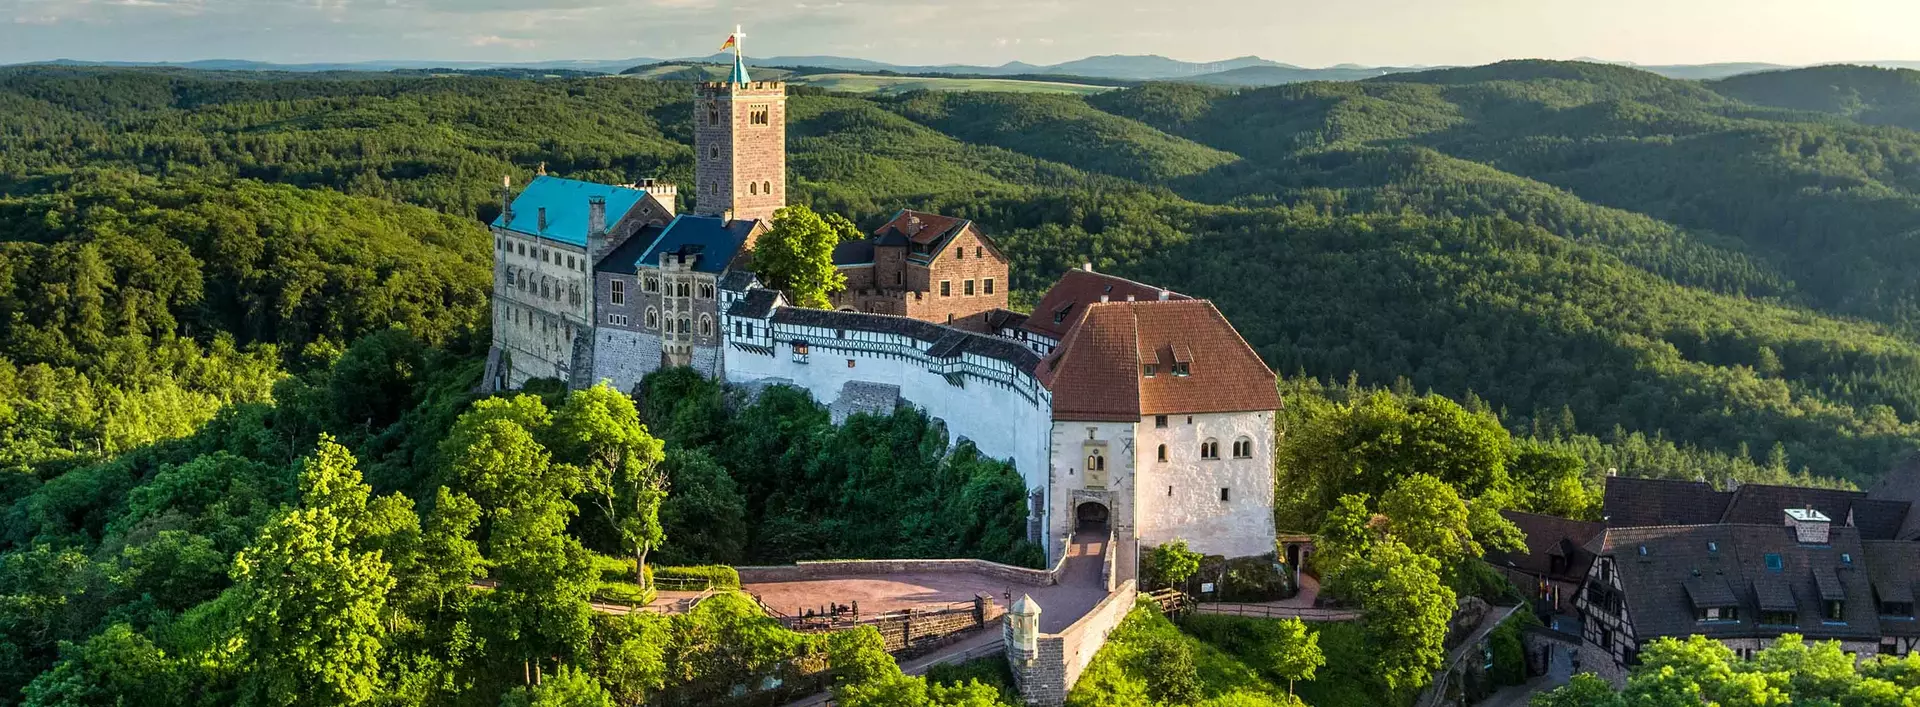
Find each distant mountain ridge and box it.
[16,54,1920,84]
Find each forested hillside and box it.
[6,62,1920,484]
[4,59,1920,706]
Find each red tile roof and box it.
[874,209,967,247]
[1038,299,1279,421]
[1022,268,1190,341]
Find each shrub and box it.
[1142,635,1202,705]
[653,565,741,590]
[1143,541,1204,590]
[1219,555,1295,602]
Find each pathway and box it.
[1188,572,1363,621]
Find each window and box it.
[1143,364,1157,378]
[1827,600,1845,622]
[985,278,994,295]
[792,341,810,363]
[1761,610,1797,626]
[1154,415,1168,428]
[763,181,771,195]
[940,281,951,297]
[847,359,857,368]
[749,104,770,125]
[710,146,720,159]
[699,315,714,337]
[1696,606,1737,621]
[678,282,691,298]
[698,283,715,299]
[1157,444,1167,462]
[1086,449,1105,472]
[894,271,904,286]
[566,255,575,269]
[1765,554,1784,572]
[976,246,983,258]
[1220,487,1231,502]
[964,280,975,296]
[956,249,964,260]
[645,308,659,330]
[1053,309,1068,324]
[1233,438,1254,458]
[1172,362,1191,377]
[517,242,526,256]
[1200,439,1220,460]
[541,279,551,299]
[750,182,757,195]
[708,106,720,125]
[678,316,690,334]
[610,280,626,305]
[542,249,550,263]
[644,276,659,293]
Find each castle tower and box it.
[695,25,786,225]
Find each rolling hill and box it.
[6,60,1920,489]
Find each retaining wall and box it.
[736,556,1061,587]
[1007,580,1140,706]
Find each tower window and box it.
[749,104,770,125]
[645,308,659,330]
[708,105,720,125]
[1157,444,1167,462]
[610,280,625,305]
[699,315,714,337]
[763,180,772,195]
[710,146,720,159]
[749,182,758,195]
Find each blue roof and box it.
[492,176,649,248]
[629,215,756,275]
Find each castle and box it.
[482,41,1281,573]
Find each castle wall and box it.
[1132,410,1278,560]
[592,326,662,395]
[722,321,1052,510]
[492,229,591,387]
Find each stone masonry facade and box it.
[694,81,786,223]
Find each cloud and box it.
[12,14,63,24]
[467,34,539,48]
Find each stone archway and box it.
[1075,501,1110,532]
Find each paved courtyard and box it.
[742,529,1112,632]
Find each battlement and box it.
[699,81,787,95]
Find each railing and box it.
[1188,603,1364,622]
[1413,604,1525,707]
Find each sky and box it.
[2,0,1916,68]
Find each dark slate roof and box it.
[596,223,669,274]
[1861,541,1919,637]
[1485,510,1605,583]
[1870,459,1920,541]
[766,307,1042,374]
[727,288,780,319]
[494,176,650,248]
[1684,574,1738,608]
[832,239,877,266]
[1602,476,1914,541]
[983,308,1029,332]
[1601,476,1731,528]
[718,270,759,293]
[631,215,757,275]
[1601,524,1880,642]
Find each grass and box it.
[1067,601,1295,706]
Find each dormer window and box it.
[1143,364,1157,378]
[1172,363,1190,377]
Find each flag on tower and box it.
[719,34,738,51]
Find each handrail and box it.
[1189,602,1363,622]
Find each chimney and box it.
[906,215,924,236]
[1725,477,1742,493]
[537,207,548,233]
[1785,507,1831,544]
[1081,262,1094,272]
[536,161,548,176]
[500,175,515,223]
[1157,290,1169,301]
[587,195,609,262]
[1099,294,1109,303]
[1126,294,1136,302]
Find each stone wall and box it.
[1007,581,1140,706]
[736,558,1059,587]
[905,225,1009,325]
[591,321,662,395]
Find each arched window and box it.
[749,182,758,195]
[645,307,659,330]
[540,278,551,299]
[699,314,714,337]
[1200,439,1220,460]
[679,316,690,334]
[1157,444,1168,463]
[710,146,720,159]
[762,180,771,195]
[1233,437,1254,459]
[1086,449,1105,472]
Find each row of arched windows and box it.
[1156,436,1257,463]
[637,308,715,337]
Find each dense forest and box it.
[5,60,1920,704]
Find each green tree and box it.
[1267,618,1323,696]
[753,204,848,309]
[551,384,668,588]
[1141,635,1200,705]
[1341,539,1455,695]
[498,666,615,707]
[229,436,397,707]
[1142,540,1203,590]
[657,449,749,565]
[1530,674,1624,707]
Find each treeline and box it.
[637,367,1043,567]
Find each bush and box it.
[1143,541,1204,590]
[1218,555,1295,602]
[653,565,741,590]
[1487,617,1527,687]
[925,655,1018,703]
[592,581,656,606]
[1143,635,1202,705]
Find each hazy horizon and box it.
[2,0,1916,69]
